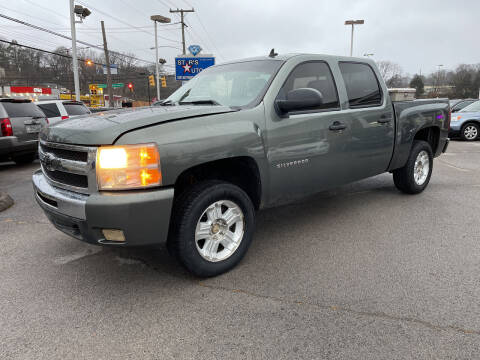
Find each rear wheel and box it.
[168,180,255,277]
[461,123,479,141]
[393,140,433,194]
[13,153,36,164]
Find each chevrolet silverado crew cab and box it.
[33,54,450,276]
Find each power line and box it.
[181,0,225,60]
[0,38,104,66]
[77,1,180,44]
[0,13,155,64]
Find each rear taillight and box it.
[447,109,451,130]
[61,115,69,120]
[45,118,49,124]
[0,118,13,136]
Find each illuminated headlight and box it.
[96,143,162,190]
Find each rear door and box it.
[37,103,62,124]
[1,100,47,141]
[337,62,395,180]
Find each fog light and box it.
[102,229,125,242]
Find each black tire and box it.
[168,180,255,277]
[460,122,479,141]
[393,140,433,194]
[13,153,36,164]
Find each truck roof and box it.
[218,53,373,65]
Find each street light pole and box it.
[69,0,80,101]
[345,20,364,57]
[150,15,171,101]
[154,20,160,101]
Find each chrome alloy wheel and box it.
[195,200,245,262]
[463,125,478,140]
[414,150,430,186]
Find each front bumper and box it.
[0,137,38,158]
[449,123,462,138]
[33,170,175,246]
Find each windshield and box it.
[166,60,283,108]
[460,100,480,112]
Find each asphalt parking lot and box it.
[1,140,480,359]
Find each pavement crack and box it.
[198,282,480,336]
[437,159,472,172]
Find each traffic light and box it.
[161,76,167,88]
[148,75,155,87]
[128,82,133,92]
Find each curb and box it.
[0,192,14,212]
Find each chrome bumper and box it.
[32,170,87,219]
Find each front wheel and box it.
[393,140,433,194]
[168,180,255,277]
[461,123,479,141]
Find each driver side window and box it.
[278,61,340,111]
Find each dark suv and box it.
[0,98,48,164]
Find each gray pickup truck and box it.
[33,54,450,276]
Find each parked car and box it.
[450,100,480,141]
[0,98,48,164]
[451,99,476,113]
[35,100,91,124]
[33,53,449,276]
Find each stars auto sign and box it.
[175,46,215,81]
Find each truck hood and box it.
[40,105,235,145]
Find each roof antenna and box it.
[269,48,278,58]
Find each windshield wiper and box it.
[179,99,221,106]
[158,99,176,106]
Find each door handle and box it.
[329,121,347,131]
[378,113,392,124]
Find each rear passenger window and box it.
[37,103,61,118]
[278,62,339,111]
[339,62,382,107]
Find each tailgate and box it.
[10,116,43,141]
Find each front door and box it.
[265,61,355,205]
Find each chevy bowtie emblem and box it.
[41,152,61,172]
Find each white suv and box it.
[35,100,91,124]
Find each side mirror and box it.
[275,88,323,114]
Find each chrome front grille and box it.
[39,140,97,194]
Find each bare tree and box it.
[376,60,403,86]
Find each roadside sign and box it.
[112,83,124,88]
[102,64,118,75]
[96,84,107,89]
[175,56,215,81]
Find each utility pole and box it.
[345,20,364,57]
[101,21,114,108]
[169,8,194,55]
[69,0,80,101]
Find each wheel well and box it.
[414,126,440,154]
[173,157,262,209]
[461,120,480,129]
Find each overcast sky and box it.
[1,0,479,76]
